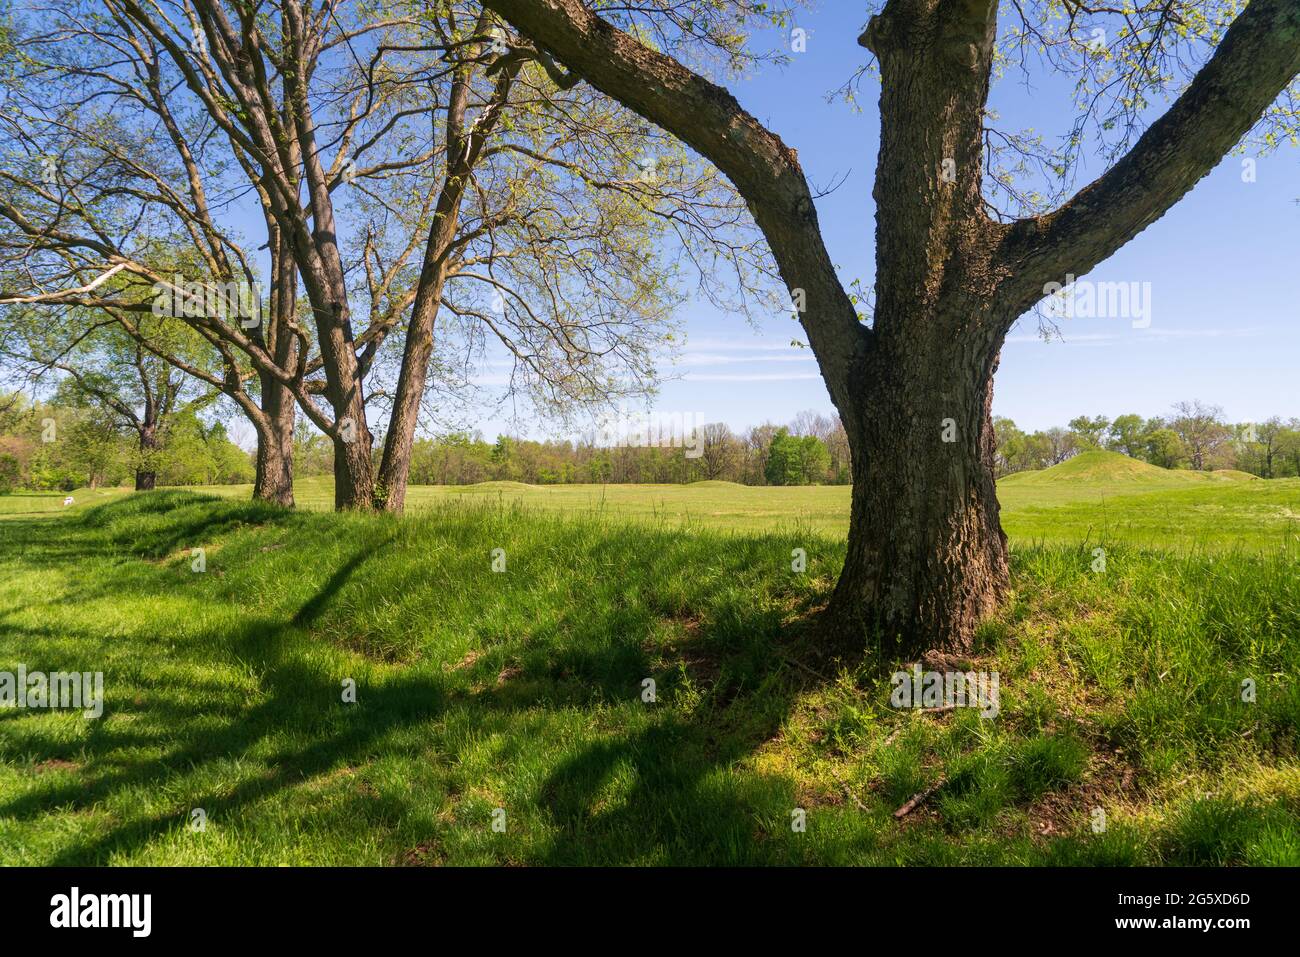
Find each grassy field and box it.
[1,452,1297,864]
[5,451,1299,552]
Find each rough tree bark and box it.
[481,0,1300,653]
[279,0,375,510]
[824,0,1013,647]
[135,421,159,491]
[252,230,299,507]
[252,394,295,505]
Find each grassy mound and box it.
[1212,469,1260,481]
[1008,450,1195,486]
[452,480,541,492]
[0,491,1297,865]
[998,469,1042,484]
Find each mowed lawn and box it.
[1,451,1298,865]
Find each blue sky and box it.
[475,1,1299,441]
[196,3,1297,448]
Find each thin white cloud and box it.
[684,336,808,352]
[680,352,817,365]
[683,372,823,382]
[1005,326,1268,345]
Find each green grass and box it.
[7,451,1298,553]
[1,473,1298,864]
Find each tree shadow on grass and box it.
[11,612,844,866]
[0,490,293,574]
[2,494,861,865]
[0,532,422,863]
[527,608,858,865]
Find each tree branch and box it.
[997,0,1300,320]
[479,0,868,409]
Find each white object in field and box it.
[63,496,74,506]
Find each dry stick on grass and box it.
[826,764,871,813]
[921,703,959,715]
[894,777,947,820]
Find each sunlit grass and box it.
[1,489,1296,864]
[6,448,1298,554]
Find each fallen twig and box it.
[920,703,959,715]
[827,764,871,812]
[893,777,946,819]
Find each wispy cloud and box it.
[683,336,808,352]
[1005,326,1269,345]
[679,352,817,366]
[683,372,823,382]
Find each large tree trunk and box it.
[135,423,158,491]
[473,0,1300,653]
[819,0,1010,654]
[827,338,1008,655]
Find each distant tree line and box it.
[994,401,1300,478]
[7,391,1297,494]
[290,410,852,487]
[0,392,252,493]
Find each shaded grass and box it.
[0,490,1297,865]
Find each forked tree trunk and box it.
[473,0,1300,653]
[375,48,517,513]
[280,53,376,511]
[827,336,1009,654]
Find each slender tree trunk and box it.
[375,47,516,513]
[284,224,374,510]
[279,40,375,511]
[252,230,299,507]
[375,258,450,513]
[135,423,158,491]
